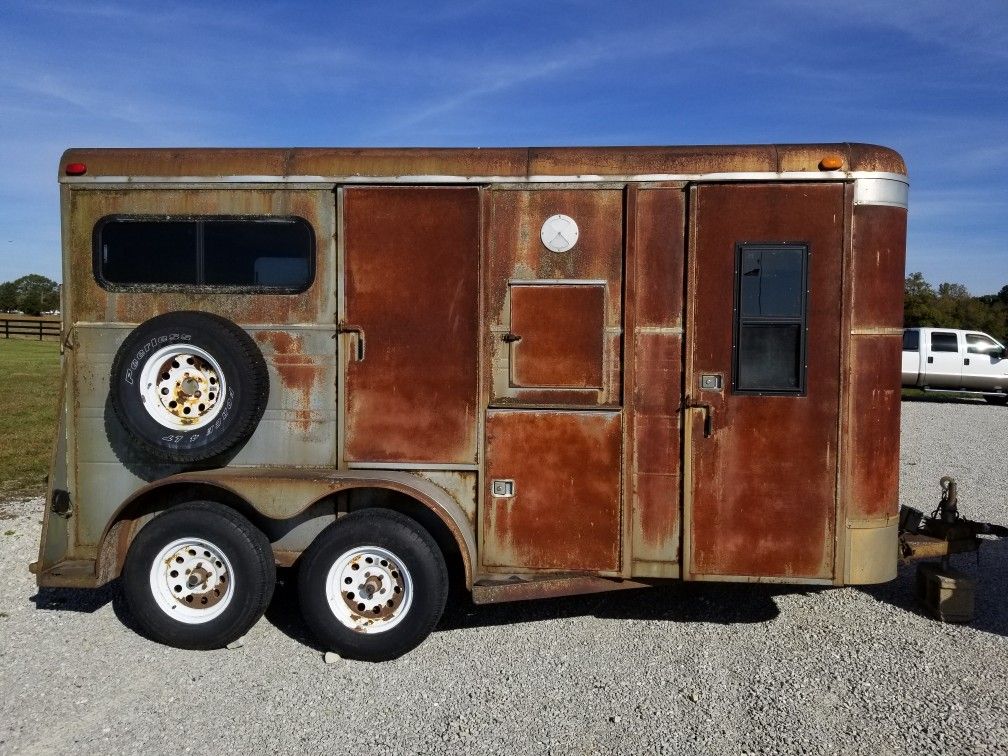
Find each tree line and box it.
[0,274,60,316]
[904,272,1008,343]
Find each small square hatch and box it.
[507,282,605,390]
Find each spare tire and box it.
[109,311,269,464]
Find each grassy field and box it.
[0,340,61,497]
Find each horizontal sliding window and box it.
[94,216,314,292]
[733,243,808,395]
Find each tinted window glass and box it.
[966,333,1000,355]
[96,216,314,291]
[740,248,804,318]
[99,221,198,285]
[733,244,807,394]
[903,329,920,352]
[930,332,959,352]
[204,220,312,287]
[737,324,802,391]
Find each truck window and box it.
[930,332,959,352]
[94,216,314,291]
[733,244,808,394]
[902,329,919,351]
[966,333,1001,355]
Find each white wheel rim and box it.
[137,344,227,430]
[325,546,413,634]
[149,537,235,624]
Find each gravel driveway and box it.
[2,398,1007,755]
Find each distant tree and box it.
[0,281,16,312]
[13,274,59,316]
[904,273,1008,344]
[903,272,939,326]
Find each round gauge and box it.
[540,214,579,253]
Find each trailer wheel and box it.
[983,394,1008,406]
[122,502,275,650]
[109,311,269,465]
[297,509,448,662]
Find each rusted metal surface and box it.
[687,183,845,580]
[847,335,902,520]
[483,410,621,572]
[472,574,651,604]
[253,331,321,433]
[66,188,335,325]
[486,188,623,407]
[61,144,906,179]
[343,187,480,464]
[628,188,685,566]
[850,205,909,329]
[509,283,605,388]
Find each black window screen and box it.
[733,244,808,394]
[903,329,920,352]
[95,216,314,291]
[930,332,959,353]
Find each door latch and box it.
[336,322,366,361]
[683,394,715,438]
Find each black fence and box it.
[1,318,61,341]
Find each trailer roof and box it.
[60,143,905,182]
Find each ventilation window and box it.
[733,244,808,395]
[94,216,315,292]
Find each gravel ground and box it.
[1,397,1007,755]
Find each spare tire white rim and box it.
[149,537,235,624]
[325,546,413,634]
[138,344,227,430]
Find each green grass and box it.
[0,340,61,497]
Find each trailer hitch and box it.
[898,476,1008,623]
[899,476,1008,562]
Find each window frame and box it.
[903,329,920,352]
[92,214,316,294]
[929,331,960,353]
[731,241,810,397]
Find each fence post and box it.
[3,320,7,339]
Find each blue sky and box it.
[1,1,1006,292]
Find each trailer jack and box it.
[898,476,1008,622]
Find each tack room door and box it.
[685,183,845,581]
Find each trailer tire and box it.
[297,509,448,662]
[122,502,275,650]
[984,394,1008,406]
[109,311,269,464]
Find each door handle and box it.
[683,396,714,438]
[927,356,934,364]
[502,332,522,343]
[964,357,970,366]
[336,322,366,361]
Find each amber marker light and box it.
[818,155,843,171]
[65,162,87,176]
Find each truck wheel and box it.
[109,311,269,465]
[984,394,1008,406]
[122,502,276,650]
[297,509,448,662]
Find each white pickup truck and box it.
[902,327,1008,404]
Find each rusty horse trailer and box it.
[33,144,913,660]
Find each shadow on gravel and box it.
[31,579,120,614]
[436,580,801,633]
[859,538,1008,638]
[262,570,806,648]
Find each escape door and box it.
[685,183,844,581]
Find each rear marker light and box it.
[818,156,843,171]
[65,163,87,176]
